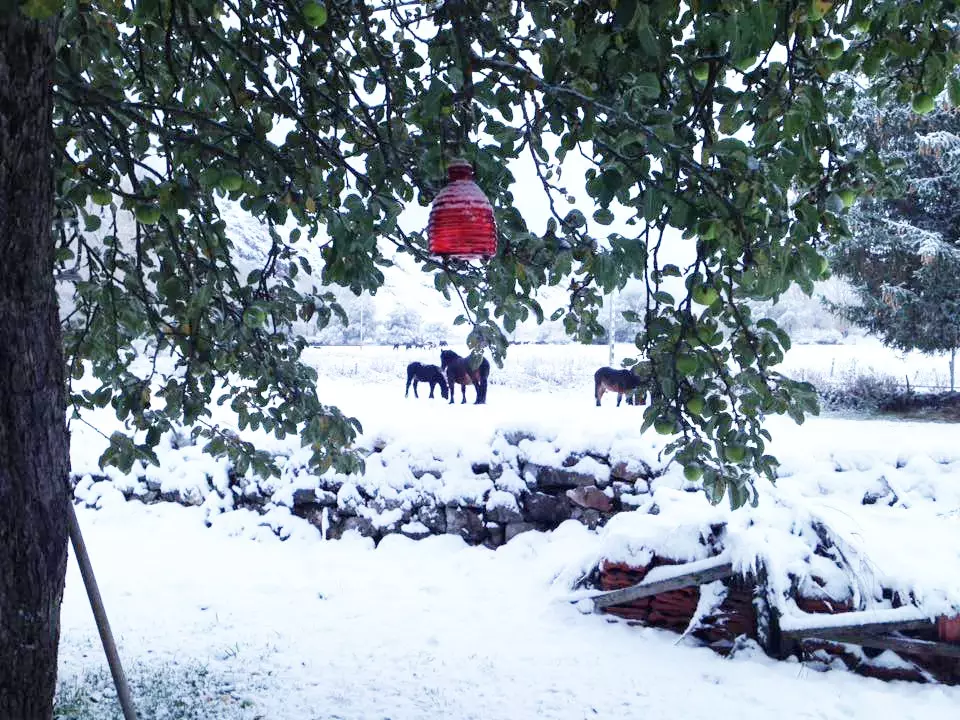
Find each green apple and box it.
[822,39,844,60]
[683,465,703,482]
[303,1,327,28]
[685,395,705,416]
[91,189,112,206]
[654,420,676,436]
[912,92,936,115]
[724,445,747,463]
[693,62,710,82]
[220,172,243,192]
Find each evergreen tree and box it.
[830,94,960,389]
[3,2,960,714]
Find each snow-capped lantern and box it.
[427,159,497,260]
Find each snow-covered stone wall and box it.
[71,428,668,547]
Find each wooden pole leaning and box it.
[66,500,138,720]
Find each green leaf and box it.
[20,0,64,19]
[632,72,661,101]
[593,208,615,225]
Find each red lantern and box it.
[428,159,497,259]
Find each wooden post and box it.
[67,502,138,720]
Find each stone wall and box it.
[71,429,668,547]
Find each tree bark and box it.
[0,11,69,720]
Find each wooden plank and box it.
[593,561,734,610]
[782,617,934,640]
[797,631,960,660]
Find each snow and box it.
[59,503,960,720]
[779,606,933,634]
[57,341,960,717]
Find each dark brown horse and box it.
[440,349,489,404]
[595,367,646,407]
[405,362,448,399]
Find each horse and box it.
[440,349,489,404]
[594,367,647,407]
[405,362,449,400]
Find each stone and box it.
[445,506,486,544]
[340,515,377,539]
[411,467,442,480]
[561,453,582,468]
[484,490,523,524]
[292,488,318,506]
[585,451,611,466]
[292,503,325,528]
[610,459,654,483]
[505,521,537,543]
[525,463,598,491]
[523,492,573,527]
[160,490,180,504]
[400,521,433,540]
[484,523,506,549]
[570,507,603,529]
[566,485,613,513]
[485,502,523,525]
[503,430,536,446]
[141,490,159,504]
[417,505,447,533]
[610,481,634,498]
[862,475,899,506]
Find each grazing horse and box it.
[595,367,646,407]
[440,349,489,404]
[405,362,449,399]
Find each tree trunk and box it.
[950,347,956,393]
[0,11,69,720]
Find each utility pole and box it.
[359,296,364,348]
[608,289,616,367]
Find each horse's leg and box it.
[413,379,420,399]
[447,372,456,404]
[596,383,604,406]
[617,391,623,407]
[461,383,467,404]
[405,372,412,398]
[428,380,435,399]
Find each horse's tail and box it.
[437,371,449,398]
[594,369,605,405]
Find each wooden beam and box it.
[797,631,960,660]
[593,560,734,610]
[782,617,934,640]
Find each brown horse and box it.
[594,367,646,407]
[440,349,489,404]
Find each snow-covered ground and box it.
[59,497,960,720]
[58,340,960,719]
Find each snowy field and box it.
[57,340,960,719]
